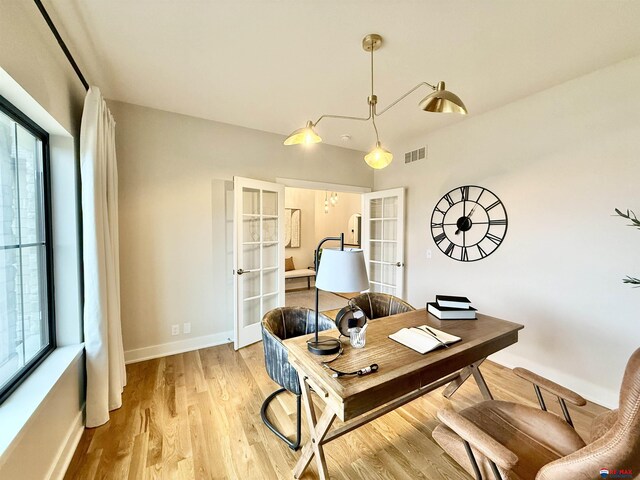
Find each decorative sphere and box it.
[335,302,367,337]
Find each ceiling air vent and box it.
[404,146,427,164]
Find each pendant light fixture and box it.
[364,142,393,169]
[283,34,468,169]
[283,121,322,146]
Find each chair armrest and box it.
[437,409,519,471]
[512,368,586,406]
[261,327,301,395]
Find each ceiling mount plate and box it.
[362,34,383,52]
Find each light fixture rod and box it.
[313,110,372,127]
[376,81,437,116]
[371,47,374,98]
[312,35,380,128]
[371,108,380,143]
[369,46,380,142]
[284,33,467,171]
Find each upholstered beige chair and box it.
[433,348,640,480]
[351,292,415,319]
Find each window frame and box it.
[0,94,56,405]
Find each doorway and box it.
[283,187,362,312]
[231,178,402,350]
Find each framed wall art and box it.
[285,208,301,248]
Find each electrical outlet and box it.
[171,324,180,336]
[426,249,432,259]
[183,323,191,334]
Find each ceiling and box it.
[48,0,640,153]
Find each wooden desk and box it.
[284,308,524,479]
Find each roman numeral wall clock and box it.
[430,185,508,262]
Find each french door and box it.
[362,188,405,298]
[233,177,285,349]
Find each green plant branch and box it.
[615,208,639,288]
[615,208,640,229]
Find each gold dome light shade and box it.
[364,142,393,169]
[283,121,322,146]
[419,81,468,114]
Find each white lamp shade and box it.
[315,249,369,293]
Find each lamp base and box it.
[307,336,341,356]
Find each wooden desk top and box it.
[285,308,524,421]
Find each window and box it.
[0,95,55,405]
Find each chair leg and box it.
[462,440,503,480]
[463,440,483,480]
[489,461,504,480]
[261,387,302,451]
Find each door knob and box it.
[395,262,404,267]
[237,268,247,275]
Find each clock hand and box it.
[456,203,480,235]
[457,200,466,235]
[468,203,478,217]
[455,213,472,235]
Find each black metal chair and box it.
[260,307,335,450]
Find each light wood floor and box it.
[65,342,608,480]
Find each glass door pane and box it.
[362,188,405,298]
[234,178,284,349]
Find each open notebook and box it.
[389,325,461,354]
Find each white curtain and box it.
[80,87,126,428]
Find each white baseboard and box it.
[490,351,617,409]
[124,331,234,364]
[48,407,85,480]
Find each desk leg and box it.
[442,359,494,400]
[293,373,336,480]
[470,363,494,400]
[442,366,472,399]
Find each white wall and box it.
[0,2,84,136]
[0,2,85,478]
[374,55,640,408]
[109,101,372,360]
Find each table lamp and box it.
[308,233,370,355]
